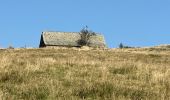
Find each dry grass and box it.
[0,48,170,100]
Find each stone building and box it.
[39,31,106,48]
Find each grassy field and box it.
[0,48,170,100]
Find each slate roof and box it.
[39,31,106,48]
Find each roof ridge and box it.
[43,31,79,33]
[42,31,103,36]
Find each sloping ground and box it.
[0,48,170,100]
[154,44,170,48]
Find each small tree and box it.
[78,26,96,46]
[119,43,133,49]
[119,43,124,49]
[8,45,14,49]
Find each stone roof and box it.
[39,31,106,48]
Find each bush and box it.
[78,26,96,46]
[119,43,134,49]
[8,45,14,49]
[119,43,124,49]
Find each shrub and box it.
[119,43,134,48]
[78,26,96,46]
[8,45,14,49]
[119,43,124,49]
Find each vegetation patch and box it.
[20,85,50,100]
[109,64,137,75]
[0,70,26,84]
[73,81,114,99]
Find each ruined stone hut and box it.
[39,31,106,48]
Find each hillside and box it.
[0,48,170,100]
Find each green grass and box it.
[0,48,170,100]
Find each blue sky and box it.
[0,0,170,48]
